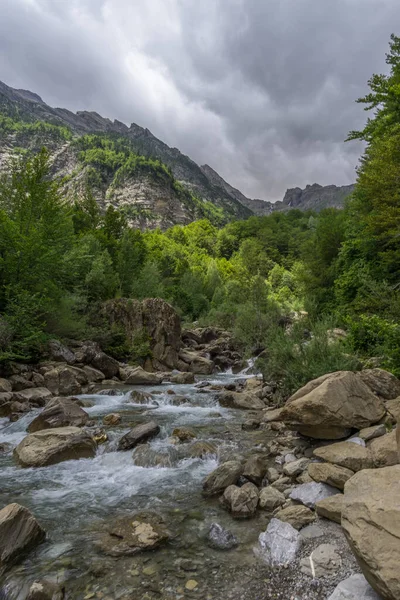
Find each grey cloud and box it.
[0,0,398,200]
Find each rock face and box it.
[313,441,374,472]
[202,461,243,497]
[14,427,96,467]
[28,398,89,432]
[98,511,169,556]
[207,523,238,550]
[256,518,301,566]
[0,503,45,568]
[105,298,182,370]
[222,483,259,518]
[342,465,400,600]
[281,371,386,439]
[118,421,160,451]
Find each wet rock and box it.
[28,398,89,432]
[14,387,52,406]
[313,441,374,472]
[27,580,64,600]
[129,390,157,405]
[48,340,76,365]
[358,368,400,400]
[179,350,214,375]
[281,371,386,439]
[369,430,399,467]
[359,424,387,442]
[125,367,162,385]
[315,494,343,524]
[308,462,354,491]
[170,372,195,384]
[103,413,122,426]
[218,391,265,410]
[207,523,238,550]
[265,467,280,483]
[82,365,105,382]
[118,421,160,451]
[202,461,243,497]
[242,418,260,431]
[9,374,35,391]
[133,445,179,468]
[222,483,259,518]
[96,388,124,397]
[290,481,340,509]
[0,503,45,568]
[187,441,217,459]
[92,428,108,445]
[0,378,12,393]
[98,511,170,556]
[172,427,196,442]
[243,454,268,485]
[342,465,400,600]
[258,486,286,511]
[328,574,382,600]
[275,505,316,530]
[300,543,342,578]
[256,518,301,566]
[283,457,310,478]
[14,427,96,467]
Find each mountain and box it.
[0,80,354,227]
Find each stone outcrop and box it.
[281,371,386,439]
[28,398,89,432]
[14,427,96,467]
[118,421,160,451]
[358,368,400,400]
[342,465,400,600]
[0,503,45,568]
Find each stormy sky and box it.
[0,0,398,201]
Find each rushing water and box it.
[0,370,274,599]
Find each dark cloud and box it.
[0,0,398,200]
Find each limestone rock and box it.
[359,424,387,442]
[125,366,162,385]
[82,365,105,382]
[222,483,259,518]
[313,442,374,472]
[243,454,268,485]
[290,481,340,509]
[258,487,286,511]
[256,518,301,566]
[0,503,45,567]
[262,407,284,422]
[300,543,342,578]
[281,371,386,439]
[14,427,96,467]
[328,574,382,600]
[179,349,214,374]
[218,391,265,410]
[98,511,169,556]
[275,505,316,530]
[207,523,238,550]
[118,421,160,451]
[28,398,89,432]
[358,368,400,400]
[308,462,354,491]
[342,465,400,600]
[316,495,343,524]
[283,457,310,478]
[202,461,243,497]
[369,430,399,467]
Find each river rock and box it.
[14,427,96,467]
[28,398,89,432]
[9,374,35,391]
[170,372,195,384]
[202,461,243,497]
[290,481,340,508]
[133,445,179,468]
[369,430,399,467]
[313,441,374,472]
[15,387,52,406]
[103,413,122,426]
[118,421,160,451]
[172,427,196,442]
[258,487,286,511]
[358,368,400,400]
[308,462,354,490]
[179,350,215,375]
[125,367,162,385]
[243,454,268,485]
[316,495,343,524]
[263,407,284,422]
[98,511,169,556]
[0,503,45,568]
[187,440,217,459]
[48,340,76,365]
[82,365,105,382]
[207,523,238,550]
[342,465,400,600]
[300,543,342,578]
[0,378,12,393]
[27,580,64,600]
[386,398,400,423]
[218,391,265,410]
[275,505,316,530]
[222,483,259,518]
[359,424,387,442]
[283,457,310,478]
[281,371,386,439]
[256,518,301,566]
[328,574,382,600]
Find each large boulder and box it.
[358,368,400,400]
[313,441,374,472]
[14,427,96,467]
[342,465,400,600]
[179,349,215,375]
[118,421,160,451]
[316,494,344,524]
[221,483,259,518]
[169,372,195,384]
[124,366,162,386]
[280,371,386,439]
[0,503,45,568]
[28,398,89,433]
[202,461,243,497]
[218,391,265,410]
[243,454,269,485]
[89,351,119,379]
[0,378,12,393]
[43,367,84,396]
